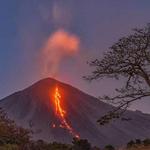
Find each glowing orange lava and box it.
[53,86,80,138]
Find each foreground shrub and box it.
[104,145,115,150]
[135,139,141,145]
[72,138,92,150]
[0,108,102,150]
[143,138,150,146]
[0,144,19,150]
[0,108,30,147]
[48,142,71,150]
[127,140,135,148]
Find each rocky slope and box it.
[0,78,150,147]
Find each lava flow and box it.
[52,86,80,138]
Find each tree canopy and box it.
[84,24,150,125]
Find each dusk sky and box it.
[0,0,150,113]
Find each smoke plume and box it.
[42,29,80,77]
[52,1,71,27]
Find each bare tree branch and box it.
[84,24,150,125]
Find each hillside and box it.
[0,78,150,147]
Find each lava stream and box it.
[53,86,79,138]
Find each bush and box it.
[135,139,141,145]
[0,108,102,150]
[72,138,92,150]
[143,138,150,146]
[0,144,19,150]
[127,140,135,148]
[48,142,71,150]
[92,146,101,150]
[0,108,31,147]
[104,145,115,150]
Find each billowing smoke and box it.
[42,29,80,77]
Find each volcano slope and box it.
[0,78,150,147]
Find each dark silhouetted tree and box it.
[135,139,141,145]
[84,24,150,125]
[0,108,30,147]
[143,138,150,146]
[127,140,135,148]
[104,145,115,150]
[72,138,92,150]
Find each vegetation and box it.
[127,140,136,148]
[127,139,150,149]
[85,24,150,125]
[104,145,115,150]
[126,145,150,150]
[143,138,150,146]
[72,137,92,150]
[0,108,30,148]
[0,107,101,150]
[0,106,150,150]
[135,139,142,145]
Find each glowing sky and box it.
[0,0,150,113]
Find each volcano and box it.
[0,78,150,147]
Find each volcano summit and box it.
[0,78,150,147]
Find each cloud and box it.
[42,29,80,77]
